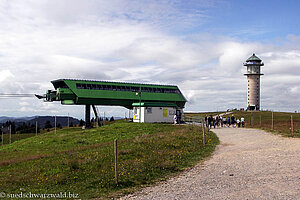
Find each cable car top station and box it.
[36,79,187,126]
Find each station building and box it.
[36,79,187,126]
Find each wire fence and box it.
[184,111,300,138]
[183,115,204,124]
[222,111,300,137]
[0,124,217,196]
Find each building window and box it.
[75,83,180,94]
[147,108,152,113]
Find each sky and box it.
[1,0,300,119]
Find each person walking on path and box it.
[237,118,241,128]
[173,114,177,125]
[227,117,231,127]
[223,117,227,127]
[213,117,216,128]
[241,117,245,127]
[216,115,221,127]
[208,115,212,129]
[220,116,223,127]
[231,115,236,127]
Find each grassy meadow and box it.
[0,121,219,199]
[185,111,300,138]
[223,111,300,137]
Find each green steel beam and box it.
[40,79,187,109]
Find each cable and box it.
[0,94,35,98]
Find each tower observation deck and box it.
[244,54,264,111]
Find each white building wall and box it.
[133,107,178,123]
[247,74,260,109]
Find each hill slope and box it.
[0,121,219,199]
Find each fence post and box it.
[36,121,38,136]
[68,113,70,128]
[291,115,294,137]
[114,139,119,185]
[260,115,262,127]
[54,115,57,134]
[104,112,106,125]
[207,122,210,133]
[271,112,274,130]
[201,119,205,147]
[9,125,11,144]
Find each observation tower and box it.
[244,54,264,111]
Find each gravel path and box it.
[120,128,300,200]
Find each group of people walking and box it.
[205,114,245,128]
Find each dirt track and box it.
[121,128,300,200]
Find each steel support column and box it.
[85,104,91,128]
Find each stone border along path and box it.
[120,128,300,200]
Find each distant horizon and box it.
[1,109,299,120]
[0,115,123,120]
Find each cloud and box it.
[0,0,300,118]
[0,70,14,82]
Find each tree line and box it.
[0,116,115,134]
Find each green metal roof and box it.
[42,79,187,109]
[52,79,178,89]
[246,53,262,62]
